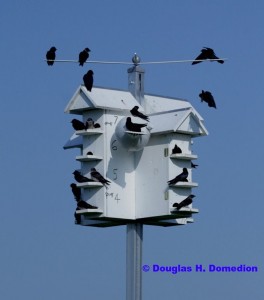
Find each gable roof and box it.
[149,107,208,136]
[64,85,144,114]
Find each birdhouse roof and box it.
[64,85,144,114]
[149,107,208,136]
[64,85,208,136]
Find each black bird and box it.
[83,70,94,91]
[130,106,149,121]
[71,119,87,131]
[168,168,188,185]
[86,151,93,155]
[172,144,182,154]
[90,168,111,185]
[79,48,91,66]
[70,183,82,201]
[77,200,98,210]
[46,46,57,65]
[94,123,101,128]
[71,184,98,209]
[74,209,81,224]
[173,195,196,210]
[192,47,224,65]
[73,170,94,183]
[126,117,147,132]
[199,90,217,109]
[191,162,198,169]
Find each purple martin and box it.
[84,118,100,129]
[173,195,196,210]
[168,168,188,185]
[71,119,87,131]
[83,70,94,91]
[191,162,198,169]
[74,209,81,224]
[71,184,98,209]
[130,106,149,121]
[90,168,111,185]
[77,200,98,210]
[192,47,224,65]
[126,117,147,132]
[172,144,182,154]
[70,183,82,201]
[73,170,94,183]
[46,46,57,66]
[86,118,95,129]
[79,48,90,66]
[199,90,217,109]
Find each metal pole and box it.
[126,223,143,300]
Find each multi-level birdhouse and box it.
[64,64,208,227]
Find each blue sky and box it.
[0,1,263,299]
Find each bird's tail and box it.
[172,203,180,209]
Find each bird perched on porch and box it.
[168,168,188,185]
[173,195,196,210]
[73,170,95,183]
[199,90,217,109]
[71,119,87,131]
[126,117,147,132]
[90,168,111,186]
[130,106,149,121]
[79,48,90,66]
[172,144,182,154]
[192,47,224,65]
[46,46,57,65]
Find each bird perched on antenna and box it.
[46,46,57,65]
[192,47,224,65]
[90,168,111,186]
[172,195,196,210]
[79,48,91,66]
[130,106,149,121]
[126,117,147,133]
[168,168,188,185]
[83,70,94,91]
[199,90,217,109]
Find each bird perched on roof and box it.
[199,90,217,109]
[79,48,91,66]
[46,46,57,65]
[73,170,94,183]
[168,168,188,185]
[130,106,149,121]
[126,117,147,133]
[172,144,182,154]
[83,70,94,91]
[192,47,224,65]
[71,119,87,131]
[191,162,198,169]
[90,168,111,186]
[172,195,196,210]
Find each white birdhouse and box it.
[64,65,208,227]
